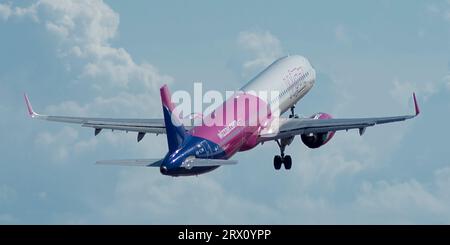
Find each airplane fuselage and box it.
[161,55,316,176]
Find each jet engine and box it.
[300,112,335,149]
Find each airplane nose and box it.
[160,165,168,175]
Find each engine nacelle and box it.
[300,112,335,149]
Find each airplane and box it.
[24,55,420,177]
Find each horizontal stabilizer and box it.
[181,158,237,169]
[96,158,163,167]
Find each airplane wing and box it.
[96,158,163,167]
[259,93,420,141]
[24,94,188,141]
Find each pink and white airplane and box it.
[24,55,420,176]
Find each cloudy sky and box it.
[0,0,449,224]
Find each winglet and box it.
[413,92,420,116]
[23,93,38,118]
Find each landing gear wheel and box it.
[273,155,282,170]
[284,155,292,170]
[274,137,295,171]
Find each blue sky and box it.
[0,0,449,224]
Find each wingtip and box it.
[413,92,420,116]
[23,93,37,117]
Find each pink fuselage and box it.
[190,93,271,158]
[190,55,316,160]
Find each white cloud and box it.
[389,78,440,106]
[4,0,173,92]
[293,137,370,191]
[0,3,12,20]
[1,0,173,155]
[426,2,450,22]
[33,124,167,163]
[89,169,276,224]
[35,126,83,162]
[274,194,335,224]
[390,79,419,106]
[444,75,450,90]
[445,1,450,21]
[237,30,283,75]
[357,180,446,215]
[351,166,450,223]
[45,92,163,118]
[435,166,450,201]
[0,3,37,21]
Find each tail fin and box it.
[160,84,187,153]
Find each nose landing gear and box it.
[289,105,299,119]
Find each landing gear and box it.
[273,155,282,170]
[272,105,297,171]
[273,139,293,170]
[273,153,292,170]
[284,155,292,170]
[289,106,299,118]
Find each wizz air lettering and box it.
[218,119,242,139]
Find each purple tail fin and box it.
[160,85,187,153]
